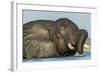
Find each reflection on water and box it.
[23,52,91,63]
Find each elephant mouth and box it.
[62,43,77,56]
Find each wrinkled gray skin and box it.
[23,18,88,59]
[51,18,88,56]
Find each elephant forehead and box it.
[70,32,79,38]
[65,27,79,34]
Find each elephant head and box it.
[51,18,88,56]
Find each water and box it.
[23,52,91,63]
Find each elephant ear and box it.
[49,22,59,42]
[77,29,88,55]
[49,21,64,50]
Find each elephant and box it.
[51,18,88,56]
[23,18,88,59]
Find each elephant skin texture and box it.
[23,18,88,59]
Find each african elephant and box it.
[51,18,88,56]
[23,18,88,59]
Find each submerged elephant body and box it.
[23,18,88,59]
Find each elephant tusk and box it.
[68,43,74,50]
[84,44,91,48]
